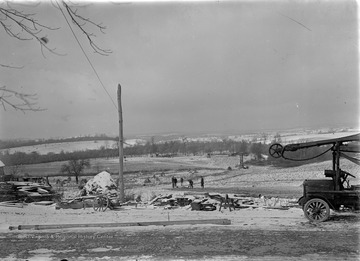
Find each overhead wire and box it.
[55,0,118,110]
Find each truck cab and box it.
[298,170,360,222]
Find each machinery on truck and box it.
[269,133,360,222]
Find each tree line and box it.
[1,139,265,166]
[0,138,332,168]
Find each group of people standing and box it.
[171,176,204,189]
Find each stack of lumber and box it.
[0,181,57,203]
[0,182,17,202]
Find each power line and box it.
[55,0,118,110]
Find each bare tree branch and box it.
[0,6,63,56]
[0,0,111,112]
[0,63,24,69]
[61,1,112,55]
[0,86,45,113]
[0,1,111,56]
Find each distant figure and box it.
[188,179,194,188]
[180,177,184,186]
[174,177,178,188]
[200,176,204,189]
[171,176,175,188]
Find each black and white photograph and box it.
[0,0,359,260]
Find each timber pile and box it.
[0,182,17,202]
[0,181,58,203]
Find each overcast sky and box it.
[0,0,359,140]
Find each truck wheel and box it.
[303,198,330,222]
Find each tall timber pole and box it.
[117,84,125,202]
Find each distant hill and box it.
[0,128,358,156]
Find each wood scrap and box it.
[0,201,24,208]
[33,201,54,206]
[263,206,290,210]
[10,219,231,230]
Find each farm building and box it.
[0,160,12,182]
[0,160,16,182]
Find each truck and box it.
[269,133,360,222]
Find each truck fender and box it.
[298,196,306,207]
[301,196,336,210]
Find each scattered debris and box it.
[150,194,177,206]
[191,199,216,211]
[55,196,95,210]
[138,192,296,212]
[56,171,120,210]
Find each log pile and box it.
[0,182,17,202]
[0,181,58,203]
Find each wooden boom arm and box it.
[269,133,360,159]
[283,133,360,152]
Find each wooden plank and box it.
[12,219,231,230]
[0,202,24,208]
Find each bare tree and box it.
[261,132,268,144]
[7,164,24,177]
[0,0,111,112]
[181,137,188,155]
[60,159,90,184]
[272,132,282,143]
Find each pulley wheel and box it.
[269,143,283,158]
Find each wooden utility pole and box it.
[117,84,125,202]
